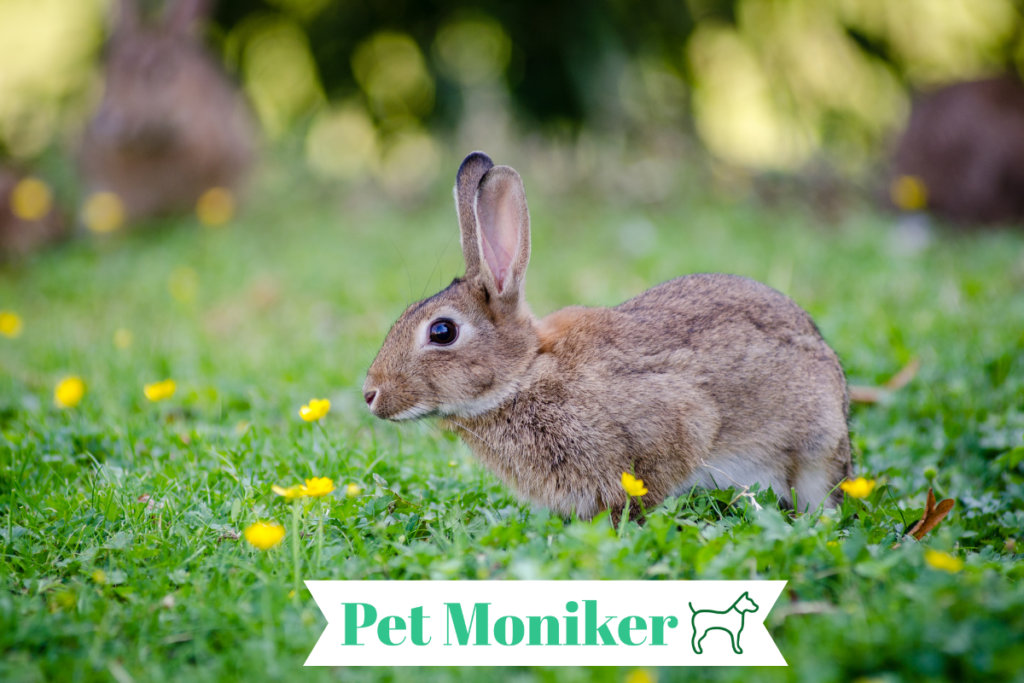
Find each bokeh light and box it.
[82,192,126,234]
[352,32,435,122]
[113,328,133,350]
[374,128,443,198]
[434,15,512,86]
[10,177,53,221]
[168,266,199,304]
[689,24,812,170]
[0,0,101,157]
[305,104,380,181]
[891,175,929,211]
[231,16,325,138]
[839,0,1018,84]
[196,187,236,227]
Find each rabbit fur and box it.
[364,152,852,520]
[80,0,256,221]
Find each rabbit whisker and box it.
[446,419,502,457]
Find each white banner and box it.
[305,580,787,666]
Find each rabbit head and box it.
[364,152,540,421]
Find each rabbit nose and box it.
[363,390,377,406]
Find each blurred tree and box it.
[212,0,727,129]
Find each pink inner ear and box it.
[479,188,518,292]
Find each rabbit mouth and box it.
[386,404,435,421]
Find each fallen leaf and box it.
[907,487,955,540]
[850,358,920,404]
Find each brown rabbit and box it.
[0,168,67,260]
[364,152,852,520]
[889,75,1024,226]
[80,0,256,222]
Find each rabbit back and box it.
[445,273,850,518]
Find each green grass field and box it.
[2,164,1023,682]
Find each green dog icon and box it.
[689,592,760,655]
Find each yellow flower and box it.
[826,541,839,547]
[272,484,306,500]
[840,477,876,499]
[82,192,125,233]
[10,177,52,220]
[621,472,648,497]
[196,187,235,226]
[113,328,133,349]
[54,376,86,409]
[624,669,657,683]
[0,311,23,338]
[273,477,335,499]
[924,549,964,573]
[91,569,107,584]
[346,483,361,497]
[304,477,335,497]
[299,398,331,422]
[144,379,176,402]
[244,521,285,550]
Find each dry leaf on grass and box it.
[850,358,921,404]
[907,487,955,540]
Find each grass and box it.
[1,162,1023,682]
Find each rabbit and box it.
[363,152,852,520]
[889,75,1024,226]
[0,168,67,260]
[79,0,256,222]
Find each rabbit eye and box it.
[428,319,458,346]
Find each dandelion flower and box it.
[244,521,285,550]
[299,398,330,422]
[304,477,335,497]
[0,311,23,338]
[924,549,963,573]
[272,484,306,500]
[621,472,648,497]
[346,483,361,497]
[196,187,235,226]
[144,379,176,402]
[82,192,125,233]
[113,328,133,349]
[10,177,52,220]
[91,569,107,584]
[840,477,876,499]
[54,376,86,409]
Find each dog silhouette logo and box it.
[689,591,760,655]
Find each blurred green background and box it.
[3,0,1024,185]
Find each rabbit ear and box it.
[165,0,212,34]
[474,165,531,301]
[454,151,493,278]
